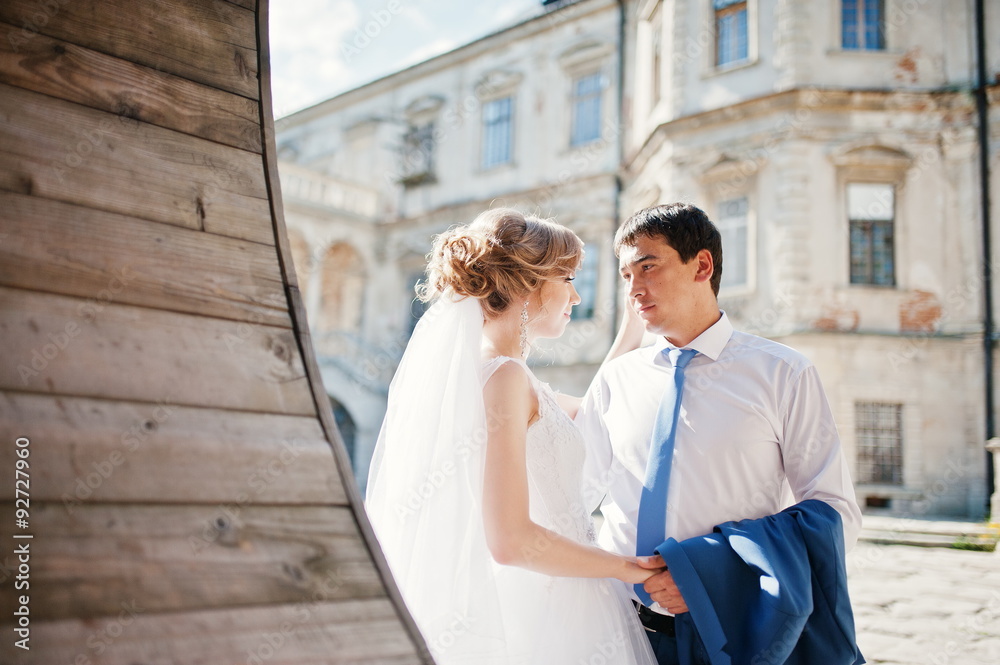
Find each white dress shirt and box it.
[578,312,862,601]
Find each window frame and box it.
[714,0,750,69]
[831,144,912,290]
[847,182,896,287]
[570,243,600,321]
[854,401,904,486]
[481,95,514,171]
[570,72,605,148]
[474,70,522,173]
[715,195,752,293]
[841,0,886,52]
[697,157,759,298]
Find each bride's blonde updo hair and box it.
[419,208,584,319]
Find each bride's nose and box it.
[570,283,581,305]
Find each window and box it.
[650,3,662,108]
[848,183,895,286]
[571,73,604,146]
[571,246,599,320]
[715,0,748,67]
[717,197,749,290]
[842,0,884,51]
[482,96,513,169]
[400,122,436,186]
[855,402,903,485]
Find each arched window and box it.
[318,242,365,333]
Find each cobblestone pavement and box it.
[847,542,1000,664]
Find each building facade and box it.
[623,0,999,518]
[277,0,999,518]
[277,0,627,489]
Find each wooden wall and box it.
[0,1,431,662]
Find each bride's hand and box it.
[602,285,647,365]
[618,555,665,584]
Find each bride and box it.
[365,208,659,664]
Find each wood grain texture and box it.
[224,0,257,11]
[0,503,387,621]
[0,286,315,415]
[0,599,422,665]
[0,392,349,505]
[0,82,274,245]
[0,20,261,152]
[0,0,258,99]
[0,192,289,327]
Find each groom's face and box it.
[618,234,705,339]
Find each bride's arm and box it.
[554,297,645,418]
[482,362,658,583]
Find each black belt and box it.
[633,601,676,637]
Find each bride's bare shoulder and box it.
[482,358,539,424]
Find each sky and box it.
[269,0,544,118]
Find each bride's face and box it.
[529,274,581,341]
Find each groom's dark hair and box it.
[614,203,723,296]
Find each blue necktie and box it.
[635,347,697,606]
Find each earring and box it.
[519,301,529,357]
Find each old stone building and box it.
[277,0,999,518]
[277,0,627,488]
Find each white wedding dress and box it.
[483,357,657,665]
[366,295,655,665]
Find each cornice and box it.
[626,87,978,175]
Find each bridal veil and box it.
[365,294,509,663]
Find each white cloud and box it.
[269,0,544,115]
[269,0,360,113]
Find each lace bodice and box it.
[483,357,597,546]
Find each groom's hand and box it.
[643,568,689,614]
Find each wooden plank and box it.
[0,82,274,245]
[0,503,387,621]
[0,599,421,664]
[0,392,348,506]
[0,192,289,328]
[0,20,261,152]
[224,0,256,10]
[0,0,259,99]
[0,286,315,415]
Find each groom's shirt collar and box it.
[651,310,733,362]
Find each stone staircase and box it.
[860,515,1000,551]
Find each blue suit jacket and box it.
[656,500,865,665]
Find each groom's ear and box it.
[692,249,714,285]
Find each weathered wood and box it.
[0,600,422,664]
[0,82,274,245]
[0,503,387,621]
[0,20,261,152]
[224,0,257,11]
[0,0,431,661]
[0,392,348,506]
[0,286,315,415]
[0,0,259,99]
[0,192,289,328]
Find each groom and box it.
[578,203,864,665]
